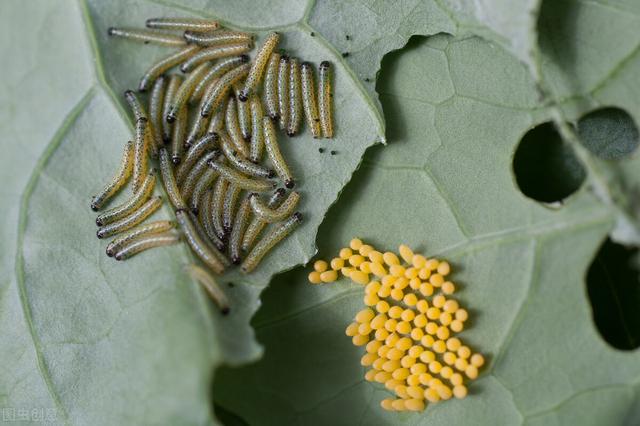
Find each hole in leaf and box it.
[512,122,586,203]
[587,238,640,350]
[577,107,640,160]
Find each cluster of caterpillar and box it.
[310,239,485,412]
[91,17,336,312]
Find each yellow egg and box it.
[384,379,402,391]
[436,326,450,340]
[426,307,441,320]
[410,327,424,341]
[377,344,390,358]
[355,308,375,323]
[406,386,424,400]
[437,385,453,400]
[443,300,459,313]
[419,351,436,363]
[330,257,344,270]
[352,334,369,346]
[358,322,372,335]
[465,365,479,380]
[364,369,377,382]
[454,358,469,371]
[375,301,390,314]
[389,264,406,277]
[345,322,358,337]
[440,366,453,379]
[363,293,379,306]
[320,270,338,283]
[421,335,435,348]
[419,373,433,386]
[380,398,395,411]
[405,398,426,412]
[429,273,444,287]
[424,388,440,403]
[441,281,456,294]
[408,345,424,358]
[450,373,463,386]
[388,306,403,319]
[425,322,438,335]
[349,238,363,250]
[360,353,377,366]
[411,363,427,375]
[393,277,409,290]
[339,247,353,259]
[390,288,404,301]
[471,353,485,368]
[443,352,457,365]
[375,371,391,383]
[439,312,453,326]
[391,399,406,411]
[416,299,429,313]
[383,251,400,266]
[437,261,451,276]
[383,360,400,373]
[432,295,446,308]
[455,308,469,322]
[387,348,404,361]
[394,385,409,399]
[370,262,387,277]
[458,346,471,359]
[365,280,381,294]
[398,244,414,263]
[409,277,421,289]
[313,260,328,272]
[392,368,410,381]
[429,361,442,374]
[384,319,398,333]
[446,337,461,351]
[377,285,392,298]
[396,337,412,351]
[373,358,387,371]
[308,271,322,284]
[403,293,418,306]
[348,254,365,267]
[418,267,431,280]
[381,274,396,286]
[401,355,416,368]
[419,283,434,297]
[433,340,447,354]
[359,244,374,256]
[368,250,384,263]
[413,314,427,328]
[366,340,382,354]
[396,321,411,335]
[425,259,439,270]
[371,312,388,330]
[407,373,421,387]
[412,254,427,269]
[405,267,419,279]
[453,385,468,399]
[375,329,389,341]
[351,270,370,285]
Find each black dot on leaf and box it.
[587,238,640,350]
[577,107,639,160]
[512,122,585,203]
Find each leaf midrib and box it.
[13,87,96,426]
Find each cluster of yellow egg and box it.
[308,239,484,412]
